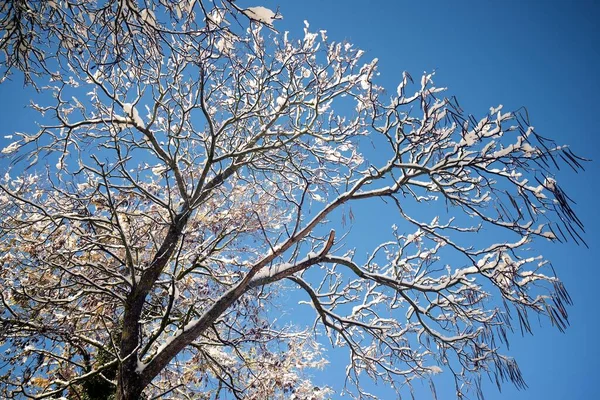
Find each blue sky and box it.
[266,0,600,399]
[0,1,598,399]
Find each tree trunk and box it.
[116,301,144,400]
[116,365,144,400]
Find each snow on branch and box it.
[0,2,586,399]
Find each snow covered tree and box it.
[0,1,586,399]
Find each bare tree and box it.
[0,1,586,399]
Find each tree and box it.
[0,1,586,399]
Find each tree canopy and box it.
[0,1,586,399]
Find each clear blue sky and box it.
[0,1,598,399]
[265,0,599,399]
